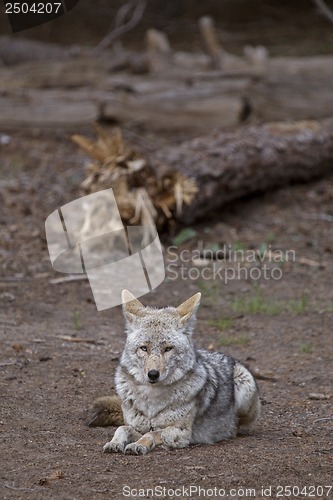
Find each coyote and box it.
[88,290,260,455]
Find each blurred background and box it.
[1,0,333,55]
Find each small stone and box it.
[292,428,305,437]
[308,393,330,400]
[0,292,15,302]
[253,368,278,382]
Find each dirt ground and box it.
[0,126,332,500]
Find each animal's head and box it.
[120,290,201,386]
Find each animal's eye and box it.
[164,346,173,352]
[139,346,147,352]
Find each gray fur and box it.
[103,291,260,455]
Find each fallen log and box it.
[154,119,333,224]
[2,32,333,130]
[1,60,333,131]
[0,92,99,127]
[0,80,249,130]
[102,86,245,131]
[250,56,333,121]
[0,35,148,72]
[0,35,78,65]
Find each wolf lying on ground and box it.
[87,290,260,455]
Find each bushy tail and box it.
[233,362,261,428]
[85,396,124,427]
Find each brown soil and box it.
[0,127,332,499]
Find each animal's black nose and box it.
[148,369,160,381]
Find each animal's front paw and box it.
[103,440,126,453]
[124,442,150,455]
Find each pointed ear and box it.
[177,292,201,325]
[122,290,145,322]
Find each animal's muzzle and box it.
[148,369,160,383]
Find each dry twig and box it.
[313,0,333,23]
[56,335,97,344]
[313,417,333,423]
[95,0,147,51]
[49,275,88,285]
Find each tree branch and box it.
[313,0,333,24]
[95,0,147,51]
